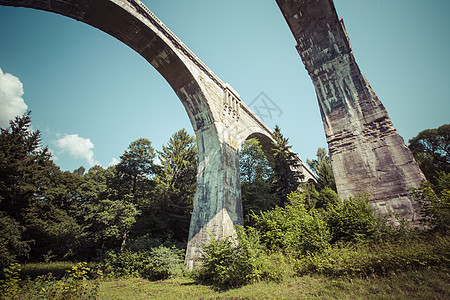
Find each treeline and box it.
[0,113,198,267]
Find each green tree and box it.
[22,200,82,261]
[0,113,59,263]
[0,112,52,220]
[91,197,140,252]
[240,138,278,223]
[270,125,299,207]
[408,124,449,193]
[240,138,273,183]
[114,138,157,201]
[98,138,157,251]
[155,129,198,242]
[307,147,336,192]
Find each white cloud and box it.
[47,148,58,162]
[56,134,98,167]
[0,68,28,128]
[108,157,120,167]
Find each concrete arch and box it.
[0,0,215,131]
[243,132,273,152]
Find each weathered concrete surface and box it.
[0,0,315,269]
[276,0,425,220]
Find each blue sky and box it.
[0,0,449,172]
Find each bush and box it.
[144,246,184,280]
[0,263,21,299]
[0,262,99,300]
[196,226,294,288]
[101,246,184,280]
[252,191,330,255]
[127,234,186,252]
[325,195,381,243]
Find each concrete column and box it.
[185,124,243,270]
[276,0,425,220]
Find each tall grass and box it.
[297,232,450,277]
[20,261,80,279]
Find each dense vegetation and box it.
[1,114,449,298]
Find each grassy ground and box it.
[12,262,449,299]
[98,267,449,300]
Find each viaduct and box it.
[0,0,425,269]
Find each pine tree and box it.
[156,129,197,242]
[270,125,299,207]
[0,112,52,219]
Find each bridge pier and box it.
[276,0,425,220]
[185,125,243,269]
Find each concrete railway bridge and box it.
[1,0,425,269]
[0,0,316,269]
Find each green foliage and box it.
[317,187,340,209]
[0,262,99,300]
[101,246,184,281]
[196,235,241,288]
[0,263,21,299]
[240,138,273,183]
[0,212,30,269]
[154,129,198,242]
[325,195,381,243]
[196,227,293,289]
[307,147,336,191]
[0,113,53,219]
[252,192,330,255]
[240,138,278,223]
[144,246,185,281]
[91,198,140,251]
[115,138,156,195]
[20,261,79,279]
[23,200,83,261]
[410,181,450,233]
[408,124,449,193]
[270,125,299,206]
[297,233,450,277]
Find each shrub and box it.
[144,246,184,280]
[196,234,244,288]
[101,246,184,280]
[102,250,145,278]
[325,195,380,243]
[196,226,294,288]
[0,262,99,300]
[252,191,330,255]
[0,263,21,299]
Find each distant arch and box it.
[243,132,274,154]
